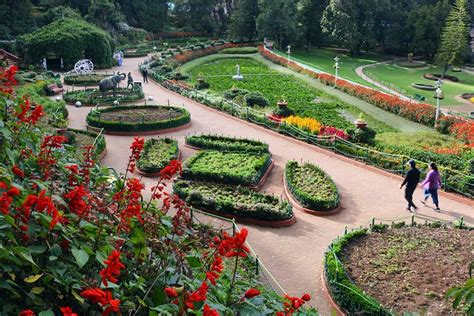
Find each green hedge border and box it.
[63,74,110,86]
[136,138,179,174]
[185,134,269,154]
[63,88,144,106]
[285,161,340,212]
[86,105,191,133]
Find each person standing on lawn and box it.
[400,159,421,212]
[420,162,442,211]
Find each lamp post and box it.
[435,79,443,125]
[334,56,340,88]
[287,45,291,66]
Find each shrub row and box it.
[63,73,109,86]
[136,138,179,174]
[86,105,191,133]
[185,134,269,154]
[285,161,339,211]
[63,88,144,106]
[220,47,259,54]
[173,180,293,221]
[182,150,272,187]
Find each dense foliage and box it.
[185,134,269,154]
[63,88,145,106]
[63,73,110,86]
[136,138,179,174]
[285,161,340,212]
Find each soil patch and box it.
[99,107,183,123]
[341,226,473,314]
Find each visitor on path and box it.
[400,159,420,212]
[142,68,148,83]
[127,72,133,89]
[420,162,442,211]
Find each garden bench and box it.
[414,94,425,101]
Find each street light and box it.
[435,78,443,125]
[334,56,340,88]
[287,45,291,66]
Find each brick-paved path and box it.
[66,57,473,315]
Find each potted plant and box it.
[355,112,367,129]
[277,95,288,107]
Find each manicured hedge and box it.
[173,180,293,221]
[63,88,144,106]
[220,47,259,54]
[136,138,179,174]
[63,73,109,86]
[86,105,191,133]
[185,134,269,154]
[285,161,339,211]
[182,151,272,186]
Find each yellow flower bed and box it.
[285,115,322,134]
[470,97,474,104]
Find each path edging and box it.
[321,269,346,316]
[88,121,192,136]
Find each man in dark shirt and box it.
[400,159,421,212]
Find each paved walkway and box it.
[66,57,473,315]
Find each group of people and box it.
[125,69,148,90]
[400,160,442,212]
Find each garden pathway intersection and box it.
[66,57,473,315]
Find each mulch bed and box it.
[99,108,183,123]
[340,226,473,314]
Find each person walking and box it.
[420,162,442,211]
[400,159,420,212]
[127,72,134,89]
[142,68,148,83]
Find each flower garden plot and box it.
[63,87,144,106]
[182,151,272,187]
[185,134,269,154]
[173,180,294,224]
[325,225,473,315]
[86,105,191,133]
[136,138,179,175]
[285,161,339,213]
[63,73,110,86]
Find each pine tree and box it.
[228,0,259,41]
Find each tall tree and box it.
[228,0,259,41]
[0,0,36,39]
[297,0,328,49]
[256,0,298,48]
[172,0,217,33]
[87,0,124,29]
[436,0,470,69]
[118,0,168,33]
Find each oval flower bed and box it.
[284,161,339,214]
[185,134,269,154]
[86,105,191,134]
[136,138,179,176]
[63,87,144,106]
[182,150,272,187]
[173,180,295,226]
[324,224,473,315]
[63,73,110,86]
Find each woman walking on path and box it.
[420,162,442,211]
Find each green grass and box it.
[375,131,463,150]
[273,47,387,86]
[364,63,474,108]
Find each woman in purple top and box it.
[420,162,442,211]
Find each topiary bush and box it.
[244,91,269,107]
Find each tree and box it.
[256,0,298,49]
[297,0,328,49]
[87,0,124,29]
[172,0,217,33]
[118,0,168,33]
[0,0,36,39]
[436,0,470,70]
[228,0,259,41]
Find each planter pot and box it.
[277,101,288,107]
[355,120,367,129]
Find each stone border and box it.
[193,207,297,228]
[88,121,192,136]
[283,171,341,216]
[136,150,182,177]
[321,270,346,316]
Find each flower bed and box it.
[325,223,473,315]
[63,87,144,106]
[63,73,110,86]
[285,161,339,212]
[411,83,436,91]
[66,128,106,159]
[220,47,259,54]
[86,105,191,133]
[173,180,294,222]
[185,134,269,154]
[423,73,459,83]
[182,151,272,186]
[136,138,179,175]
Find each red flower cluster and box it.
[99,250,125,286]
[165,287,179,298]
[63,185,90,217]
[319,126,350,140]
[0,65,18,96]
[12,165,24,178]
[60,306,78,316]
[171,43,242,66]
[37,135,67,179]
[0,182,21,215]
[276,293,311,315]
[15,97,44,125]
[127,137,144,173]
[22,190,61,230]
[212,228,250,258]
[185,281,208,309]
[450,120,474,147]
[159,159,182,180]
[244,288,261,299]
[80,288,120,316]
[18,310,35,316]
[203,304,219,316]
[114,178,144,232]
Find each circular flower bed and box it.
[63,88,144,106]
[324,223,473,315]
[423,73,459,82]
[461,93,474,100]
[86,105,191,134]
[63,73,110,86]
[395,61,427,68]
[411,83,436,91]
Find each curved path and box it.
[66,57,473,315]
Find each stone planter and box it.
[355,120,367,129]
[277,101,288,107]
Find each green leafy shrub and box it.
[63,87,144,106]
[220,47,259,54]
[185,134,269,154]
[245,91,269,107]
[273,106,295,118]
[63,73,110,86]
[351,127,377,144]
[137,138,179,173]
[195,79,210,90]
[182,151,272,186]
[285,161,339,211]
[224,87,249,100]
[173,180,293,221]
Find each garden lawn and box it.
[273,47,387,86]
[137,138,179,174]
[363,63,474,108]
[184,57,352,130]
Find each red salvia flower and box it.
[18,310,35,316]
[203,304,219,316]
[165,287,179,298]
[63,186,90,217]
[102,298,120,316]
[244,288,260,299]
[127,137,144,173]
[159,159,182,179]
[185,281,208,310]
[81,288,109,304]
[0,182,21,215]
[99,250,125,286]
[60,306,78,316]
[11,165,24,178]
